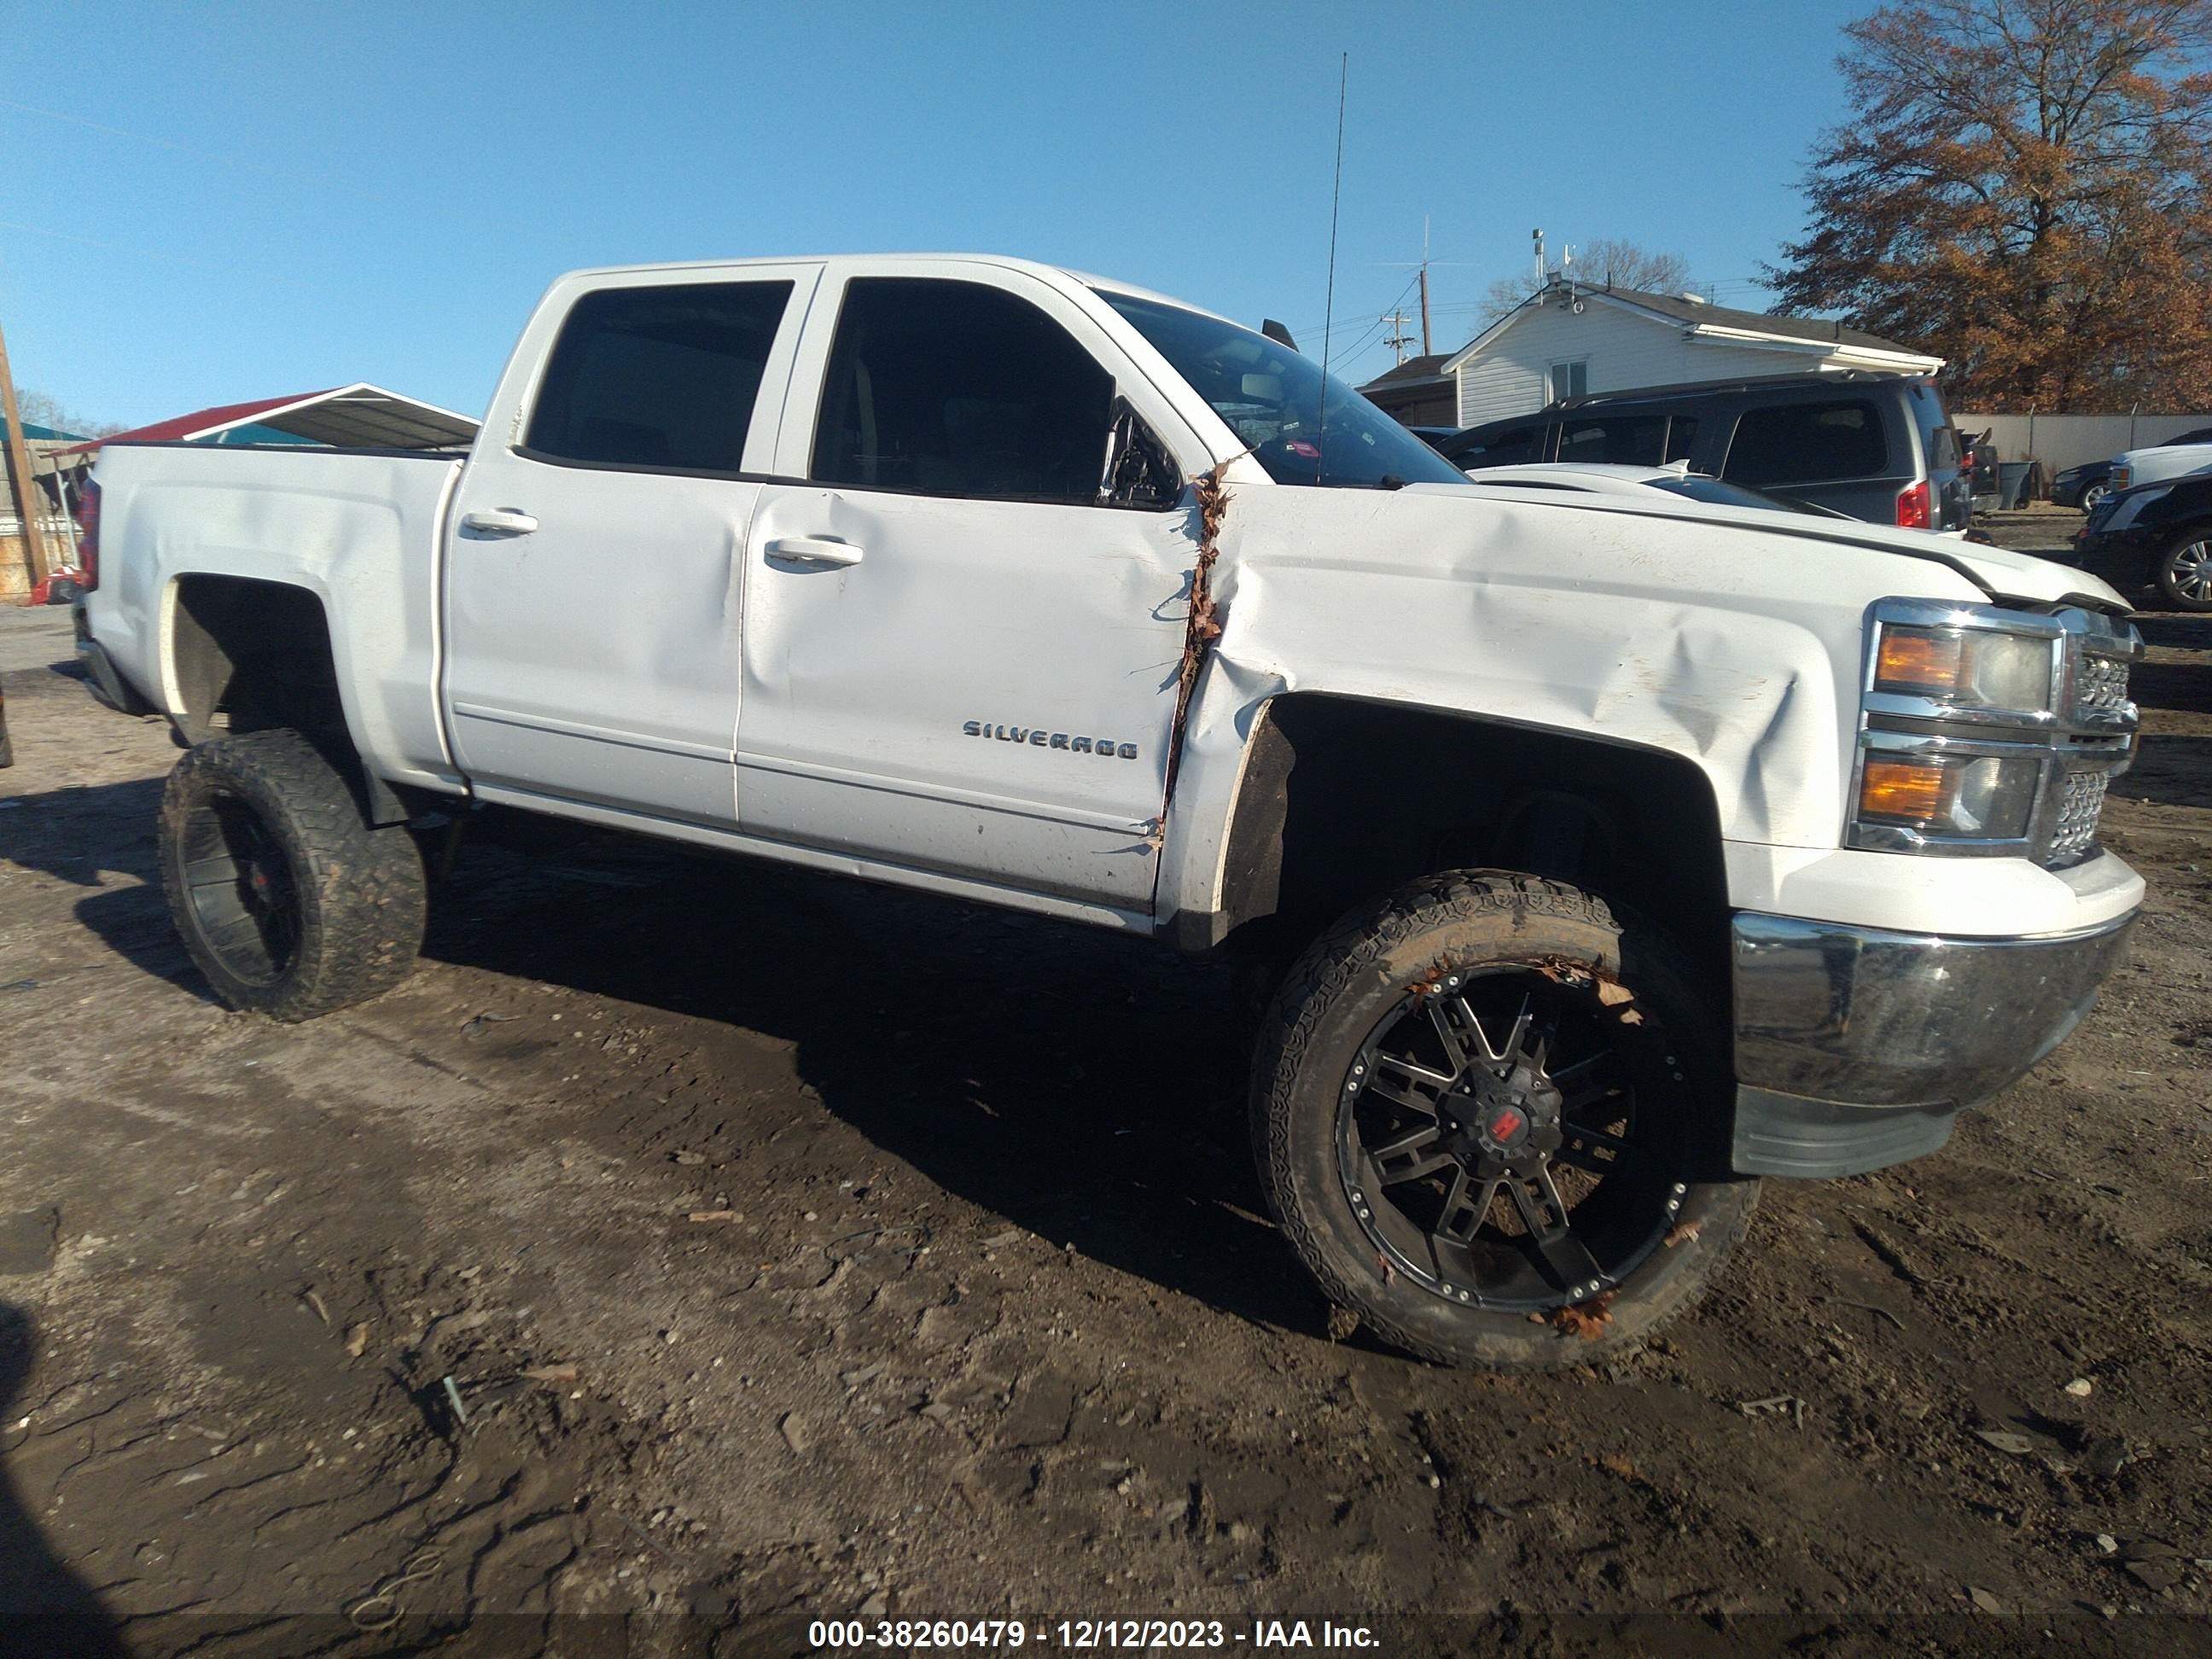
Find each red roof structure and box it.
[58,382,478,456]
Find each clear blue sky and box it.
[1,0,1868,430]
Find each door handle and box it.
[765,536,864,568]
[461,508,540,536]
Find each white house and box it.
[1436,280,1944,428]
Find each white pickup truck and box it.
[2108,438,2212,496]
[77,254,2145,1369]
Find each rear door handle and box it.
[461,508,539,536]
[765,536,864,568]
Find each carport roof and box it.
[58,383,478,454]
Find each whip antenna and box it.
[1314,52,1347,485]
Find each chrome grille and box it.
[2075,653,2131,718]
[2049,770,2110,861]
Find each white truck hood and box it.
[2113,443,2212,489]
[1408,482,2129,612]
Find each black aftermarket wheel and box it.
[159,730,426,1022]
[1252,871,1756,1369]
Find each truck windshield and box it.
[1098,292,1469,490]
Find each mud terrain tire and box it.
[1251,870,1756,1370]
[159,730,425,1022]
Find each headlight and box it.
[1849,599,2140,864]
[2110,465,2131,490]
[1870,621,2057,715]
[1856,753,2041,840]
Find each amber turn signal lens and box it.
[1873,628,1963,695]
[1859,759,1949,823]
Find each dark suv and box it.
[1435,371,1969,533]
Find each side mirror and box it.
[1099,397,1184,509]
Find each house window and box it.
[1549,359,1588,403]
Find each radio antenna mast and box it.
[1314,53,1348,484]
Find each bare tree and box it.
[14,389,125,439]
[1767,1,2212,410]
[1479,240,1695,325]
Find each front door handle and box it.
[765,536,864,568]
[461,508,540,536]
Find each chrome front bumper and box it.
[1730,909,2136,1177]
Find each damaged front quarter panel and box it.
[1150,481,1998,923]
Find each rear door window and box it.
[812,277,1115,503]
[1722,399,1889,486]
[1558,414,1667,466]
[1448,424,1545,468]
[526,282,794,471]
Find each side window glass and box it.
[1664,416,1699,463]
[526,282,793,471]
[1453,425,1541,468]
[1558,415,1665,466]
[1723,399,1889,486]
[812,278,1115,504]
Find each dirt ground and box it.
[2,515,2209,1656]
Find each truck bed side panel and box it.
[84,444,464,789]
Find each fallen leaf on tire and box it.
[1662,1220,1703,1249]
[1324,1307,1361,1343]
[1594,979,1633,1007]
[1550,1293,1615,1341]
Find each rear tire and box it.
[2155,530,2212,612]
[159,730,426,1021]
[1251,870,1755,1370]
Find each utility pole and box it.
[0,316,51,590]
[1380,311,1416,364]
[1417,215,1432,354]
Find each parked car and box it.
[1456,461,1854,517]
[2075,470,2212,610]
[2052,459,2115,512]
[77,253,2143,1372]
[2052,430,2212,512]
[1437,370,1970,532]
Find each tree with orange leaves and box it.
[1767,1,2212,411]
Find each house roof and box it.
[58,382,479,456]
[1359,353,1452,390]
[1440,282,1942,375]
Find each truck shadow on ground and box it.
[425,818,1330,1343]
[0,1304,130,1656]
[13,776,1330,1344]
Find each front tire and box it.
[1251,871,1755,1370]
[159,730,426,1021]
[2155,530,2212,611]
